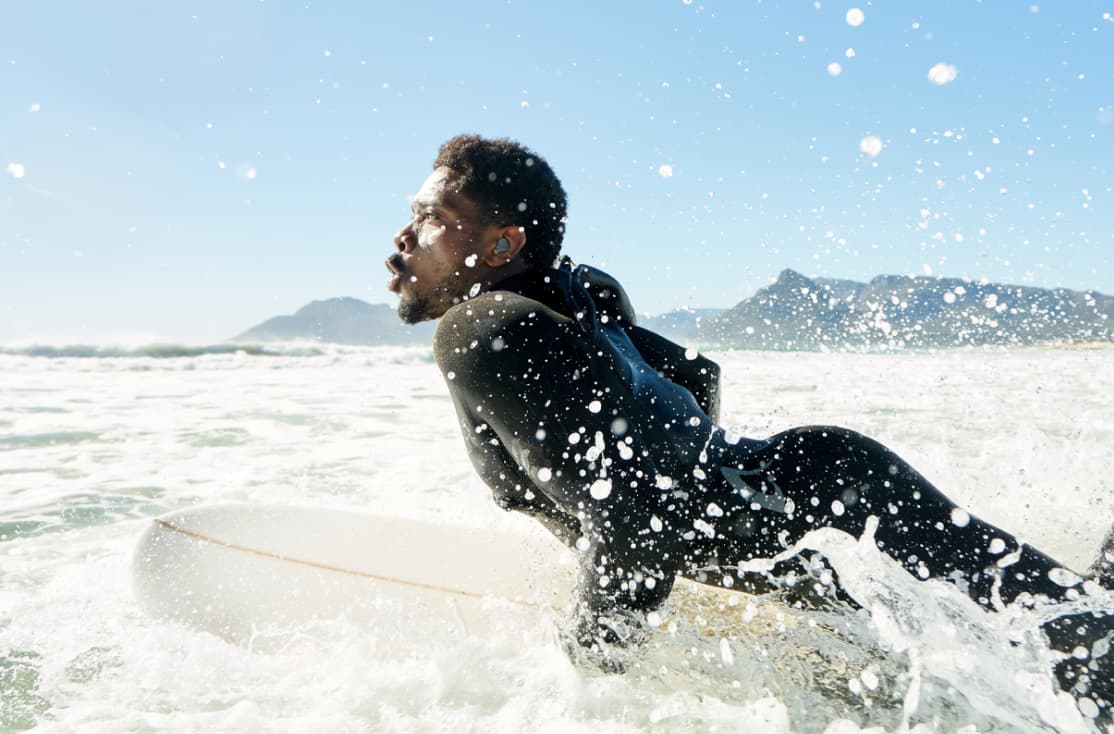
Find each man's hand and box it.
[559,600,652,674]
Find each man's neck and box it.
[484,259,536,291]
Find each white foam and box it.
[2,344,1112,731]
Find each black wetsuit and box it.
[433,259,1113,715]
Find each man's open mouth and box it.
[386,256,406,293]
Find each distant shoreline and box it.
[3,340,1112,360]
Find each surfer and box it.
[387,134,1113,713]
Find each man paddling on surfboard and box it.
[386,134,1114,713]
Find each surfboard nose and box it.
[130,504,576,645]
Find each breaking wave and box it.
[4,342,332,359]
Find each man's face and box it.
[386,167,500,324]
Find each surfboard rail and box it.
[132,503,799,645]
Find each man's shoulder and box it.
[441,290,568,328]
[457,289,543,311]
[434,289,573,355]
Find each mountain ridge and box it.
[233,298,434,345]
[705,269,1114,349]
[231,271,1114,350]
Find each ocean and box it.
[2,343,1113,733]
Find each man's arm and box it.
[447,391,581,546]
[434,291,687,649]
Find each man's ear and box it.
[481,227,526,268]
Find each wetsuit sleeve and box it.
[446,390,582,547]
[434,293,687,649]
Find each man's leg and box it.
[713,426,1076,609]
[713,426,1114,713]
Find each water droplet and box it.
[1049,567,1083,587]
[590,478,613,500]
[860,135,883,157]
[927,62,958,86]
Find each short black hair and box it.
[434,134,568,269]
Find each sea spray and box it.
[2,345,1112,731]
[796,523,1093,732]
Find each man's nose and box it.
[393,225,415,253]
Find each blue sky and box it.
[2,1,1112,344]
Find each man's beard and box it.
[397,278,479,324]
[397,294,435,324]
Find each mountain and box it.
[639,307,726,343]
[234,273,1114,350]
[233,298,434,345]
[705,269,1114,350]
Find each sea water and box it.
[2,343,1113,733]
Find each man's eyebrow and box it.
[411,198,467,219]
[411,198,447,213]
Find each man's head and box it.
[386,135,567,324]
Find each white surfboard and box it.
[131,504,584,641]
[132,503,805,647]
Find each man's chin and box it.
[397,297,439,325]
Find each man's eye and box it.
[419,210,438,222]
